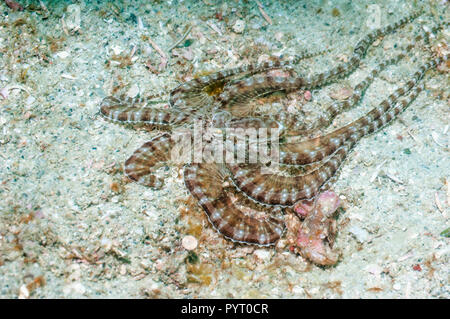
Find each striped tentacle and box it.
[100,96,192,128]
[291,47,332,64]
[284,21,439,135]
[279,51,408,135]
[124,133,175,188]
[216,72,299,117]
[169,58,303,110]
[300,11,421,89]
[228,55,444,206]
[214,12,421,116]
[279,53,438,165]
[184,163,285,246]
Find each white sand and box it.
[0,0,448,298]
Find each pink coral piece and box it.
[293,198,314,217]
[296,191,341,265]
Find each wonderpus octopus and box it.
[99,11,448,265]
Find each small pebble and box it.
[329,86,353,100]
[182,235,198,250]
[232,19,246,34]
[304,90,312,101]
[0,87,8,99]
[5,0,23,11]
[292,285,304,295]
[274,32,284,42]
[126,84,140,98]
[18,285,29,299]
[63,282,86,295]
[56,51,70,59]
[412,264,422,271]
[393,283,401,291]
[25,95,36,107]
[348,225,370,243]
[253,249,272,261]
[65,4,81,32]
[111,46,123,55]
[332,8,341,17]
[137,16,144,30]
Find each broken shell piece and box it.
[182,235,198,250]
[348,225,370,243]
[18,285,29,299]
[126,84,140,99]
[65,4,81,32]
[232,19,246,34]
[0,87,8,99]
[56,51,70,59]
[329,86,353,100]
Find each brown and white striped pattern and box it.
[213,11,421,116]
[99,11,446,252]
[184,164,285,246]
[100,96,193,128]
[229,56,446,206]
[168,49,329,109]
[279,54,444,165]
[124,133,175,188]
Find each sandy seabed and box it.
[0,0,448,298]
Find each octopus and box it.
[99,11,448,265]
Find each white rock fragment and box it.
[18,285,30,299]
[101,238,112,251]
[0,73,8,82]
[232,19,246,33]
[309,287,320,295]
[111,45,123,56]
[63,282,86,296]
[292,285,304,295]
[67,265,82,281]
[182,235,198,250]
[25,95,36,107]
[0,87,8,99]
[137,16,144,30]
[65,4,81,32]
[221,2,228,14]
[366,264,382,275]
[56,51,70,59]
[61,74,77,80]
[348,225,370,243]
[126,84,140,98]
[330,86,354,101]
[253,249,272,261]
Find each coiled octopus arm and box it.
[229,56,446,206]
